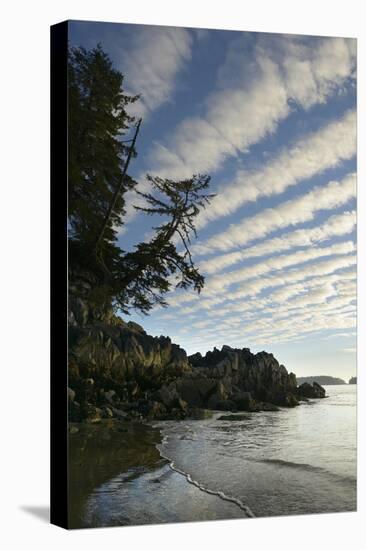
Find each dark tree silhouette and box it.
[115,173,213,313]
[68,45,212,316]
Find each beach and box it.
[68,385,356,529]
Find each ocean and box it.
[71,385,357,528]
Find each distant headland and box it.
[296,376,346,386]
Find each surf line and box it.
[157,440,255,518]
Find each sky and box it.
[69,21,357,381]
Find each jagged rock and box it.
[189,352,203,368]
[215,399,237,411]
[232,391,256,411]
[175,377,218,406]
[68,301,326,420]
[349,376,357,385]
[177,398,188,411]
[282,393,299,407]
[313,381,326,397]
[297,382,326,399]
[69,312,190,394]
[207,381,229,408]
[134,400,167,419]
[155,383,180,408]
[127,321,146,334]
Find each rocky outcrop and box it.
[349,376,357,385]
[69,316,189,414]
[68,300,326,422]
[296,376,346,386]
[296,381,326,399]
[176,346,300,411]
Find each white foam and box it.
[157,441,255,518]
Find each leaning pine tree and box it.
[68,44,213,321]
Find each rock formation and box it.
[349,376,357,384]
[296,376,346,386]
[68,299,326,422]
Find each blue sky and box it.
[70,21,357,380]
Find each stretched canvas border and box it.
[50,20,69,529]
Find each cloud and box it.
[120,26,193,118]
[175,295,356,351]
[122,38,355,232]
[193,172,356,255]
[179,261,356,325]
[199,210,356,274]
[269,272,355,304]
[148,55,289,178]
[146,37,356,181]
[267,35,357,109]
[122,111,355,235]
[119,32,357,354]
[167,245,356,310]
[231,255,356,302]
[199,241,355,296]
[195,109,356,228]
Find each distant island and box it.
[296,376,346,386]
[349,377,357,384]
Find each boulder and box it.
[283,393,299,407]
[218,414,249,421]
[68,303,327,420]
[260,402,280,411]
[155,383,180,408]
[109,406,128,420]
[313,381,326,398]
[297,382,326,399]
[101,406,114,418]
[232,391,256,411]
[84,405,101,424]
[134,400,166,419]
[104,389,116,404]
[215,399,237,411]
[207,381,229,408]
[127,321,145,334]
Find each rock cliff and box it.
[68,299,326,422]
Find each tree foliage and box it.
[68,45,213,315]
[68,45,138,264]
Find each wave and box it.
[157,435,255,518]
[251,458,356,484]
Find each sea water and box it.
[77,385,356,527]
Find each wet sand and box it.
[68,420,246,529]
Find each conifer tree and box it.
[68,45,212,316]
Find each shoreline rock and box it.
[68,305,326,423]
[296,375,346,386]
